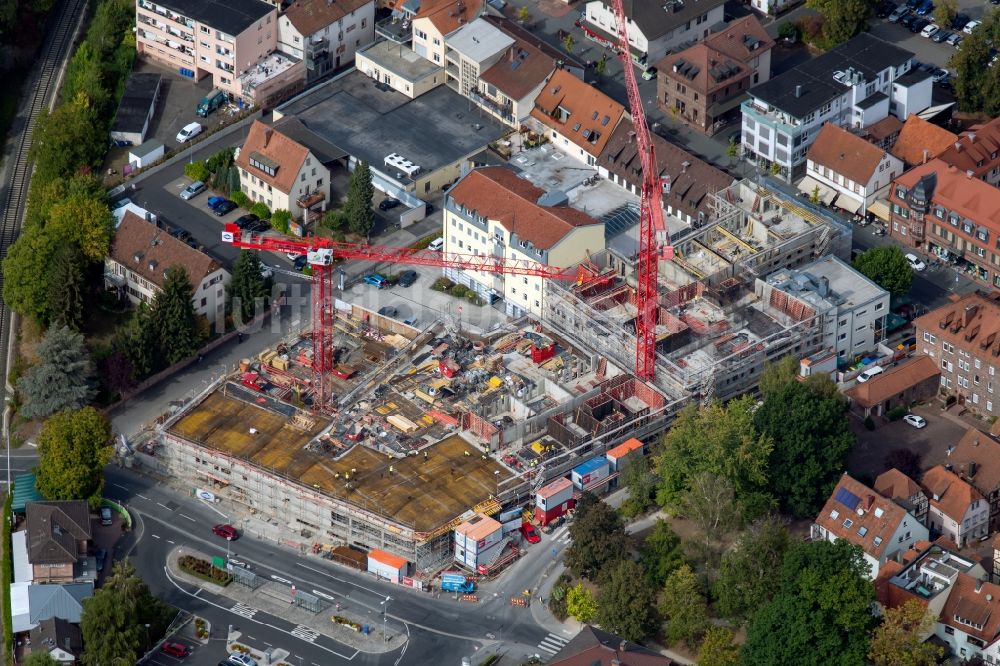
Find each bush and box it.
[886,405,909,421]
[270,209,291,233]
[451,284,469,298]
[322,208,349,231]
[466,291,485,306]
[250,202,271,219]
[864,415,875,431]
[178,555,232,586]
[184,160,209,183]
[432,277,454,292]
[411,233,440,250]
[231,190,250,208]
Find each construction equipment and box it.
[221,225,587,408]
[609,0,674,380]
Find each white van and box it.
[857,365,885,383]
[428,237,444,251]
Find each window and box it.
[249,155,276,177]
[873,536,882,547]
[843,518,854,528]
[857,526,868,537]
[830,509,840,520]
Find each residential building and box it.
[741,34,928,181]
[756,255,890,362]
[530,69,628,166]
[936,572,1000,663]
[947,427,1000,532]
[411,0,483,67]
[598,118,734,230]
[801,123,903,215]
[549,625,674,666]
[25,502,92,584]
[875,467,929,524]
[655,15,773,135]
[890,114,957,167]
[277,0,375,82]
[888,160,1000,277]
[914,293,1000,417]
[750,0,795,15]
[844,355,940,419]
[105,211,231,332]
[581,0,727,66]
[441,166,605,318]
[11,583,93,634]
[26,617,82,665]
[812,473,928,579]
[235,119,331,222]
[937,117,1000,186]
[355,39,445,98]
[135,0,279,103]
[922,464,988,547]
[863,115,903,152]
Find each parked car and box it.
[902,414,927,428]
[378,306,398,318]
[227,655,257,666]
[175,122,203,144]
[521,522,541,544]
[857,365,885,383]
[932,29,951,43]
[641,66,657,80]
[161,642,191,658]
[905,0,921,7]
[95,548,106,571]
[933,68,951,84]
[378,197,401,211]
[180,181,206,200]
[397,270,417,287]
[914,0,933,16]
[212,524,238,540]
[293,255,308,271]
[900,13,918,28]
[952,12,970,29]
[234,213,259,229]
[947,32,963,46]
[247,219,270,233]
[207,195,227,209]
[259,265,273,280]
[910,17,930,33]
[888,5,909,21]
[876,0,897,18]
[213,200,237,216]
[920,23,938,38]
[100,506,113,526]
[965,19,981,34]
[905,253,927,271]
[364,274,389,289]
[227,558,253,571]
[428,237,444,251]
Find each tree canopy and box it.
[564,492,628,581]
[17,325,95,419]
[148,266,203,365]
[741,539,875,666]
[660,564,708,648]
[596,559,657,641]
[805,0,876,47]
[852,246,914,297]
[639,519,686,587]
[228,251,268,326]
[346,160,375,237]
[698,627,739,666]
[36,407,112,505]
[868,599,942,666]
[566,583,598,623]
[951,9,1000,113]
[23,653,60,666]
[713,517,791,623]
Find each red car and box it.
[161,641,190,658]
[212,524,238,540]
[521,522,541,544]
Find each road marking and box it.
[262,642,272,647]
[311,589,335,601]
[246,635,256,640]
[290,625,319,642]
[230,603,258,619]
[157,502,170,509]
[178,514,196,522]
[151,534,161,539]
[136,494,150,500]
[167,540,175,544]
[271,575,292,584]
[113,483,129,491]
[538,633,568,654]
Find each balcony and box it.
[741,99,799,132]
[908,220,925,240]
[137,14,192,42]
[446,62,459,77]
[216,47,233,59]
[469,89,514,124]
[375,16,412,44]
[297,191,325,210]
[306,35,328,58]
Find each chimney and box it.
[795,84,803,98]
[681,160,690,174]
[923,148,929,164]
[970,132,977,143]
[977,578,985,593]
[619,640,628,652]
[263,127,273,148]
[968,169,975,179]
[965,304,979,328]
[955,142,962,152]
[509,47,515,62]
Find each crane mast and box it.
[609,0,673,380]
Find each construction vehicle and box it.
[440,572,476,593]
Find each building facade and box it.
[803,123,903,214]
[923,464,989,547]
[411,0,482,67]
[278,0,376,82]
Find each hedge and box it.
[178,555,232,586]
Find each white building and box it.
[105,211,230,332]
[923,465,989,548]
[442,167,605,319]
[801,123,904,215]
[278,0,376,82]
[453,513,503,570]
[741,34,930,181]
[749,0,795,16]
[756,255,890,362]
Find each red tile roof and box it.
[109,212,221,289]
[283,0,371,37]
[947,427,1000,495]
[531,69,626,158]
[891,115,957,166]
[844,355,939,408]
[922,465,984,524]
[815,473,910,560]
[415,0,484,37]
[807,123,889,185]
[913,292,1000,361]
[866,115,903,143]
[890,159,1000,239]
[874,468,923,503]
[447,167,601,250]
[550,626,672,666]
[479,34,559,102]
[938,116,1000,179]
[235,120,310,195]
[940,572,1000,645]
[703,15,774,64]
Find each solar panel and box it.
[835,487,861,511]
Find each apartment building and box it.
[888,159,1000,276]
[411,0,483,67]
[135,0,278,102]
[947,427,1000,532]
[936,117,1000,186]
[656,15,773,136]
[106,211,231,332]
[278,0,375,82]
[581,0,727,66]
[923,464,988,547]
[741,34,929,181]
[441,167,605,318]
[802,123,903,215]
[914,292,1000,417]
[890,114,957,167]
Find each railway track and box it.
[0,0,88,384]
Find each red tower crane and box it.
[221,224,587,407]
[609,0,674,380]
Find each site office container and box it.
[571,457,610,490]
[534,477,575,526]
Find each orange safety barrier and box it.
[462,594,478,602]
[510,597,528,607]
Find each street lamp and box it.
[144,623,150,649]
[380,595,392,646]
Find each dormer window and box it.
[249,151,278,177]
[896,186,907,199]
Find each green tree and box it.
[184,160,210,183]
[934,0,958,29]
[47,244,86,330]
[63,41,111,113]
[741,540,875,666]
[660,564,708,648]
[2,225,60,325]
[345,161,375,237]
[30,101,104,183]
[727,136,740,163]
[517,6,530,23]
[698,627,739,666]
[322,208,349,232]
[754,375,854,517]
[23,653,60,666]
[640,519,686,587]
[868,599,942,666]
[563,34,575,53]
[654,398,773,518]
[595,57,607,80]
[17,325,96,419]
[620,454,656,517]
[564,492,629,581]
[250,201,272,220]
[810,185,821,205]
[47,193,114,261]
[227,251,268,325]
[36,407,112,505]
[111,306,157,379]
[148,266,202,366]
[713,517,790,623]
[566,583,598,623]
[681,472,740,535]
[805,0,875,46]
[952,22,992,112]
[853,246,914,297]
[777,21,799,42]
[270,209,292,234]
[596,560,657,641]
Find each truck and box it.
[196,89,227,117]
[440,572,475,594]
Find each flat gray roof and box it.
[448,19,513,63]
[358,41,443,81]
[277,70,507,178]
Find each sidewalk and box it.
[165,545,405,654]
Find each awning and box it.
[868,199,891,222]
[797,176,837,206]
[836,195,863,215]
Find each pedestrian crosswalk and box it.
[550,525,572,545]
[538,633,568,655]
[291,625,319,642]
[229,603,258,619]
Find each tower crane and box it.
[609,0,674,380]
[221,224,588,408]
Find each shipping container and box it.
[367,549,408,583]
[534,477,575,526]
[606,438,645,472]
[571,457,610,490]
